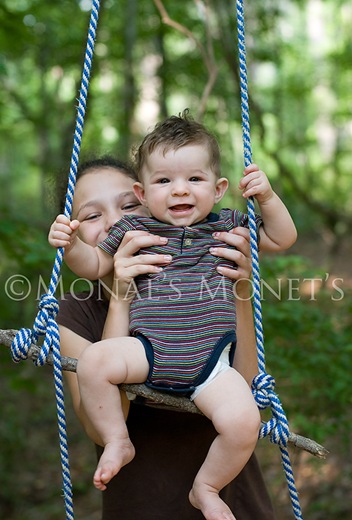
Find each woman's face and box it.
[72,167,149,247]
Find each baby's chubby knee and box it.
[216,399,261,446]
[76,342,106,381]
[246,402,261,443]
[238,398,261,437]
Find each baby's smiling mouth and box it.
[169,204,194,212]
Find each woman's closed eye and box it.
[84,212,101,221]
[122,202,142,212]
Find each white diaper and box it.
[190,344,232,400]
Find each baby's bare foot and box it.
[93,438,135,491]
[189,485,236,520]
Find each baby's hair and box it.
[59,155,137,212]
[133,109,221,179]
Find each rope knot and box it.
[251,372,276,410]
[252,371,290,447]
[34,294,59,334]
[38,293,60,313]
[30,294,60,366]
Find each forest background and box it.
[0,0,351,519]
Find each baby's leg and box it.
[76,336,149,490]
[189,368,261,520]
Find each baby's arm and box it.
[239,163,297,252]
[48,214,113,279]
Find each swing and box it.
[4,1,327,519]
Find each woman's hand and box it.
[112,230,172,301]
[210,227,252,300]
[102,230,172,338]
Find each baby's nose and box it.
[171,180,189,196]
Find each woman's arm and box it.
[232,285,258,385]
[102,230,172,338]
[59,325,106,444]
[210,227,259,385]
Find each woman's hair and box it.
[59,155,137,212]
[133,109,221,179]
[76,155,137,182]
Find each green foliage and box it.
[260,255,352,444]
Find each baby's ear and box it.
[133,182,147,206]
[214,177,229,203]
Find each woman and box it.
[55,156,275,519]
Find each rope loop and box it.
[11,327,36,363]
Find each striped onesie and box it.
[99,209,262,396]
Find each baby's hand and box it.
[48,214,80,250]
[239,163,273,204]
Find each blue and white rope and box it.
[11,2,101,518]
[236,1,303,518]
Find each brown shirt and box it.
[57,287,275,520]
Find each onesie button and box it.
[184,238,193,246]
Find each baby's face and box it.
[134,144,228,227]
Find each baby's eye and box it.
[190,176,201,182]
[157,178,170,184]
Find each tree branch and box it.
[153,0,218,120]
[1,328,329,459]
